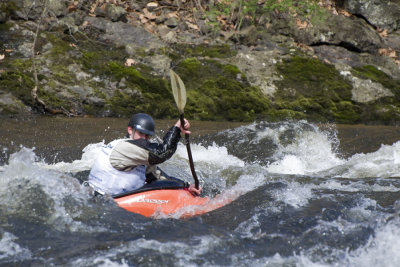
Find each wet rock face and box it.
[340,0,400,32]
[8,0,68,20]
[83,16,164,49]
[1,0,400,124]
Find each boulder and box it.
[340,0,400,32]
[105,4,127,22]
[296,14,383,53]
[8,0,67,20]
[84,16,163,49]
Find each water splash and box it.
[0,232,31,262]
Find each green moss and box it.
[107,61,143,81]
[266,109,307,121]
[38,88,72,110]
[222,64,242,77]
[273,55,359,123]
[184,44,236,58]
[52,64,73,84]
[189,45,235,58]
[361,103,400,125]
[108,90,143,117]
[174,58,270,121]
[0,70,35,105]
[82,51,102,69]
[0,2,19,17]
[0,22,12,31]
[0,105,18,115]
[332,101,361,124]
[276,56,352,100]
[46,33,73,55]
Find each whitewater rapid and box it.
[1,120,399,266]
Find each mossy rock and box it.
[332,101,361,124]
[275,56,352,100]
[266,109,308,121]
[351,65,400,99]
[0,2,19,18]
[273,55,360,123]
[174,58,270,121]
[0,58,35,106]
[360,101,400,125]
[38,88,73,111]
[172,43,236,59]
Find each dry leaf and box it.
[143,8,157,20]
[379,48,396,58]
[90,3,97,14]
[167,12,178,18]
[296,19,308,29]
[187,22,200,31]
[139,14,148,24]
[378,28,388,38]
[295,42,314,52]
[338,9,351,17]
[125,58,137,66]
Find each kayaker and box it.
[87,113,201,196]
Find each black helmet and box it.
[128,113,155,136]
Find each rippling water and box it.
[1,117,399,266]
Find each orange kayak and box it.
[113,180,232,218]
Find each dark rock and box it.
[197,20,212,35]
[298,15,383,53]
[0,11,7,23]
[165,17,178,28]
[84,16,163,48]
[8,0,67,20]
[105,4,127,22]
[313,45,364,67]
[341,0,400,32]
[128,0,146,11]
[155,14,168,25]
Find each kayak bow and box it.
[113,180,232,218]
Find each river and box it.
[1,117,399,266]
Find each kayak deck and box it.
[113,180,231,218]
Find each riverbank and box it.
[1,0,400,124]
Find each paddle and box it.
[169,69,200,190]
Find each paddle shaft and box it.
[180,114,200,189]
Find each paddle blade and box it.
[170,69,187,114]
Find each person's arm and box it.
[146,126,181,165]
[145,165,187,184]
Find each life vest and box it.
[88,139,146,195]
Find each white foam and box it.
[0,232,31,261]
[341,141,400,178]
[42,141,105,173]
[70,235,223,267]
[345,218,400,267]
[274,182,314,208]
[266,126,343,175]
[175,142,245,168]
[0,147,104,233]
